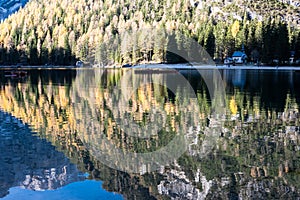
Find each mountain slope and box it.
[201,0,300,26]
[0,0,299,65]
[0,0,28,21]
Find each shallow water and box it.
[0,68,299,199]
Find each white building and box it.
[232,51,247,64]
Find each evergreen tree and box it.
[276,22,290,62]
[295,33,300,59]
[204,29,215,58]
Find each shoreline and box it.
[1,64,300,70]
[0,66,77,70]
[131,63,300,70]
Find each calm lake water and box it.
[0,68,299,199]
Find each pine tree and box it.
[276,22,290,62]
[295,32,300,59]
[204,29,215,58]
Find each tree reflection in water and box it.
[0,68,299,199]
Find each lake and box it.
[0,68,299,199]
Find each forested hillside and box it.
[0,0,300,66]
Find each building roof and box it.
[232,51,246,57]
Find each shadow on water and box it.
[221,69,300,110]
[0,69,77,86]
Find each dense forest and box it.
[0,0,300,66]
